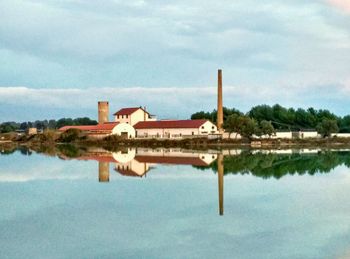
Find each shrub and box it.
[58,129,85,143]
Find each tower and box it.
[98,101,109,124]
[217,69,223,132]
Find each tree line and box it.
[191,104,346,137]
[0,117,97,133]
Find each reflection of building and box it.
[99,162,109,182]
[113,148,217,177]
[218,154,224,216]
[68,148,218,180]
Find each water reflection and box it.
[2,145,350,216]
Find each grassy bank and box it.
[3,129,350,150]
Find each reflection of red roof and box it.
[135,155,209,166]
[113,107,146,116]
[59,122,119,132]
[115,168,144,177]
[134,120,208,129]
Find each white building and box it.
[114,107,156,126]
[59,122,135,139]
[134,119,218,139]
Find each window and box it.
[126,115,128,118]
[117,115,119,119]
[201,126,204,129]
[192,132,194,135]
[212,126,215,129]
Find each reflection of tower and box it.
[98,101,109,124]
[99,162,110,182]
[218,154,224,216]
[217,69,224,133]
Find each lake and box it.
[1,145,350,259]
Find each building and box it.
[114,107,156,126]
[27,128,38,135]
[134,119,218,139]
[59,122,135,139]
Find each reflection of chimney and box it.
[99,162,110,182]
[217,70,223,132]
[98,101,109,124]
[218,154,224,216]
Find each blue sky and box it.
[1,0,350,121]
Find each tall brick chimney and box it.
[98,101,109,124]
[217,69,223,132]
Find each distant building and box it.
[27,128,37,135]
[134,119,218,139]
[114,107,156,126]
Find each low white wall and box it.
[331,133,350,138]
[299,131,320,139]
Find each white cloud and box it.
[0,83,349,122]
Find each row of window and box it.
[117,115,129,119]
[201,126,216,129]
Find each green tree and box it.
[260,120,275,137]
[238,116,258,139]
[223,114,241,138]
[316,119,339,137]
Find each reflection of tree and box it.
[0,148,16,155]
[196,151,350,179]
[57,144,83,158]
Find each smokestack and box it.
[217,69,223,132]
[98,101,109,124]
[99,162,110,182]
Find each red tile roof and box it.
[113,107,145,116]
[134,155,210,166]
[134,119,208,129]
[59,122,119,132]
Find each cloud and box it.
[0,0,350,120]
[0,0,350,89]
[0,83,349,122]
[328,0,350,13]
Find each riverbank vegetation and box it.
[0,117,97,133]
[192,104,349,137]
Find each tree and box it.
[238,116,258,139]
[316,119,339,137]
[223,114,241,138]
[260,120,275,137]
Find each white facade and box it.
[114,108,156,126]
[111,123,136,138]
[136,121,218,139]
[298,131,320,139]
[331,133,350,138]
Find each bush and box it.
[58,129,85,143]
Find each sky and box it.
[1,0,350,122]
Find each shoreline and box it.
[3,137,350,150]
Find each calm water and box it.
[1,146,350,259]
